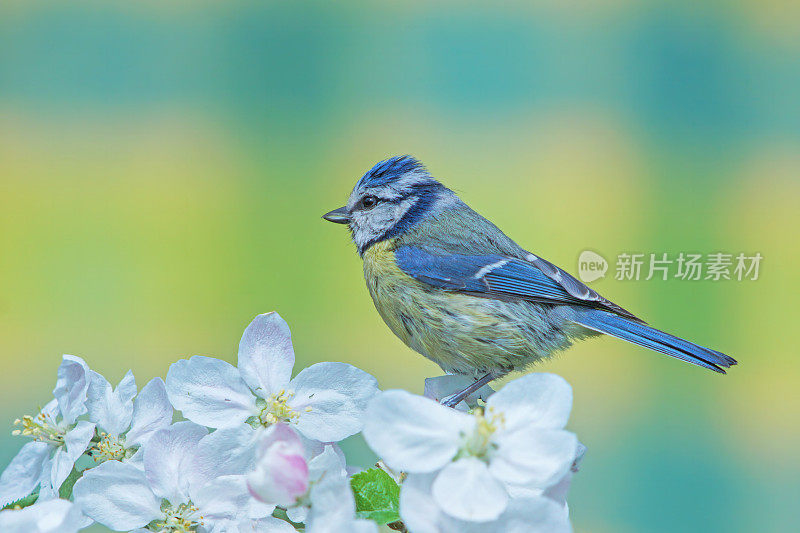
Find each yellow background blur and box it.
[1,1,798,532]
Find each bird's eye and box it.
[361,195,379,209]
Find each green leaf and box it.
[59,466,83,500]
[357,509,401,523]
[350,468,401,525]
[272,507,305,530]
[2,490,39,511]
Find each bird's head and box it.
[323,156,450,255]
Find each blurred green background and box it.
[1,1,798,531]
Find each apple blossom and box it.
[363,373,579,522]
[0,355,96,505]
[166,313,379,442]
[85,374,173,465]
[73,422,272,532]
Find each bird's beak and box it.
[322,206,351,224]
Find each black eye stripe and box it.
[358,186,436,210]
[359,195,387,209]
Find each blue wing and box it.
[394,246,737,373]
[395,246,641,320]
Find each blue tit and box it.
[323,156,736,405]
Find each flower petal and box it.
[298,432,326,460]
[306,472,380,533]
[86,370,136,436]
[53,355,91,425]
[113,370,137,424]
[489,428,577,489]
[306,471,355,527]
[490,496,572,533]
[285,505,308,523]
[39,399,60,424]
[144,421,208,503]
[188,424,259,490]
[543,441,586,507]
[256,423,305,456]
[33,455,56,501]
[238,516,298,532]
[314,445,348,476]
[399,473,443,533]
[362,390,471,473]
[0,442,50,507]
[288,362,379,442]
[192,474,275,522]
[0,499,87,533]
[238,312,295,398]
[432,458,508,522]
[166,356,256,429]
[127,448,145,468]
[73,460,162,530]
[125,377,173,448]
[487,373,572,431]
[307,445,347,484]
[348,521,380,533]
[424,375,494,411]
[437,495,572,533]
[51,420,96,491]
[542,471,573,508]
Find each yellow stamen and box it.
[89,433,129,463]
[11,412,65,446]
[458,407,506,460]
[257,390,310,427]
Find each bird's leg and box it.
[440,373,497,409]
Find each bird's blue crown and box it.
[356,155,431,190]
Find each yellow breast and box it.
[360,239,571,375]
[361,240,427,351]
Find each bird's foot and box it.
[440,393,465,409]
[440,372,497,409]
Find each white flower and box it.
[85,373,173,465]
[363,373,578,521]
[400,472,572,533]
[247,423,350,525]
[0,355,96,505]
[73,422,272,532]
[0,499,88,533]
[423,375,495,412]
[166,312,379,442]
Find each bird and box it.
[323,155,737,406]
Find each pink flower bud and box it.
[247,423,309,506]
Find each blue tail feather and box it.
[572,311,737,374]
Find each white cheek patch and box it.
[351,196,420,250]
[474,259,510,279]
[394,197,418,220]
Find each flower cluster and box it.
[0,312,583,533]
